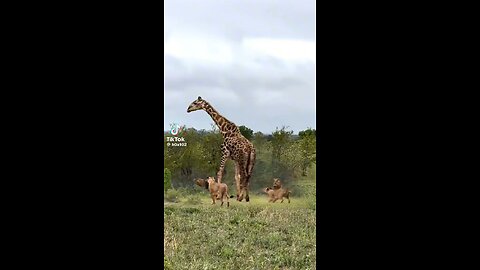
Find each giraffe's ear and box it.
[198,96,202,100]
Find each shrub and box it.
[165,189,180,203]
[164,168,172,192]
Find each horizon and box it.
[163,125,314,135]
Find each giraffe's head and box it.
[187,96,206,113]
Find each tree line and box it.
[164,125,316,192]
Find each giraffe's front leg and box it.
[237,163,248,202]
[234,161,241,201]
[216,149,230,184]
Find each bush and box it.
[165,189,180,203]
[164,168,172,192]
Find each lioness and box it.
[195,177,234,207]
[273,178,282,189]
[264,187,291,203]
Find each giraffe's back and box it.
[225,135,254,158]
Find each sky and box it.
[164,0,316,134]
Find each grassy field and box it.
[164,168,316,269]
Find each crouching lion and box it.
[263,187,291,203]
[195,177,234,207]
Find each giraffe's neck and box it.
[203,102,239,136]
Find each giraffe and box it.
[187,96,256,202]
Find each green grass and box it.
[164,167,316,269]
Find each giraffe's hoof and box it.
[246,196,250,202]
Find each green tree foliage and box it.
[164,125,224,188]
[239,125,254,141]
[253,131,267,149]
[164,168,172,192]
[298,128,316,176]
[299,128,316,139]
[164,125,316,192]
[201,125,223,175]
[269,126,294,179]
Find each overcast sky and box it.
[164,0,315,134]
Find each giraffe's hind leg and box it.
[237,161,248,202]
[245,179,250,202]
[239,176,250,202]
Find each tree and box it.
[299,128,316,139]
[297,128,316,176]
[201,127,224,176]
[269,126,294,178]
[164,168,172,192]
[239,125,254,141]
[253,131,267,149]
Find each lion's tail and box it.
[223,185,234,199]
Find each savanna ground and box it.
[164,167,316,270]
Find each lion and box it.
[263,186,291,203]
[195,177,234,207]
[273,178,282,189]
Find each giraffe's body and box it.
[187,96,256,202]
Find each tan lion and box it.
[195,177,233,207]
[264,187,291,203]
[273,178,282,189]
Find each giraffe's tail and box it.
[246,149,256,178]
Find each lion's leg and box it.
[221,191,225,206]
[268,193,274,202]
[211,194,216,205]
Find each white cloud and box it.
[164,0,316,133]
[165,35,234,66]
[242,38,315,63]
